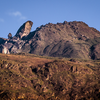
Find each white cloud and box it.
[9,11,27,20]
[11,11,22,17]
[0,18,4,22]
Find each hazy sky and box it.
[0,0,100,38]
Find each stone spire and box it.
[15,21,33,39]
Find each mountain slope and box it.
[22,21,100,59]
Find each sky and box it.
[0,0,100,38]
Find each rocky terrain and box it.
[0,53,100,100]
[0,20,100,60]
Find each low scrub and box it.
[0,53,100,99]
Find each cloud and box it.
[11,11,22,17]
[0,18,4,22]
[9,11,27,20]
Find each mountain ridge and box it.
[0,20,100,60]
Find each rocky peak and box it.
[8,33,12,39]
[15,21,33,39]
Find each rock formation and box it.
[2,45,10,54]
[15,21,33,39]
[0,21,33,54]
[8,33,12,39]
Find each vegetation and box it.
[0,53,100,99]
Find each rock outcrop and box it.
[8,33,12,39]
[0,21,33,54]
[15,21,33,39]
[2,45,10,54]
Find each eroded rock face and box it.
[0,21,33,54]
[2,46,10,54]
[15,21,33,39]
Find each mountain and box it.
[0,21,100,99]
[0,21,100,59]
[0,53,100,100]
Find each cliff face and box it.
[0,20,100,59]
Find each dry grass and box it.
[0,53,100,100]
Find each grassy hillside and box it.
[0,53,100,100]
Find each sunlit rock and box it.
[15,21,33,39]
[2,46,10,54]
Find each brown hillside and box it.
[0,53,100,99]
